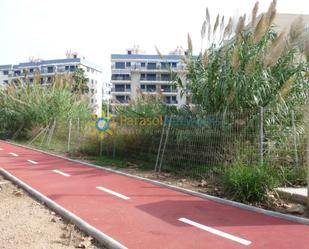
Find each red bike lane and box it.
[0,140,309,249]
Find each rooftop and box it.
[0,57,103,72]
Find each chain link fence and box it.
[8,107,307,180]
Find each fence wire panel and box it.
[263,109,308,180]
[3,107,308,181]
[159,113,260,177]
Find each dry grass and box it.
[187,33,193,55]
[264,31,286,67]
[254,14,267,44]
[289,16,305,45]
[202,50,209,68]
[219,16,225,40]
[213,14,220,35]
[265,0,277,25]
[235,16,245,42]
[231,46,240,72]
[223,17,233,40]
[251,2,259,27]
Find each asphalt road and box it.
[0,140,309,249]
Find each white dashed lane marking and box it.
[52,169,70,177]
[178,218,252,246]
[27,160,38,165]
[9,152,19,157]
[96,186,130,200]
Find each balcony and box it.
[111,87,131,94]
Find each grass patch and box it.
[279,165,307,187]
[86,155,129,168]
[223,162,280,203]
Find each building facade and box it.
[110,47,187,108]
[0,52,103,116]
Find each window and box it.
[161,85,171,92]
[141,84,145,90]
[115,84,125,92]
[116,95,129,103]
[29,68,34,74]
[146,74,156,81]
[65,66,69,71]
[146,85,156,92]
[126,84,131,90]
[161,62,167,69]
[140,73,146,80]
[3,80,8,84]
[161,74,170,81]
[147,63,156,69]
[14,70,21,76]
[126,62,131,67]
[171,62,177,68]
[3,70,9,75]
[161,62,171,69]
[111,74,131,81]
[115,62,125,69]
[141,62,146,67]
[47,66,53,73]
[47,77,52,83]
[69,65,76,72]
[165,96,171,104]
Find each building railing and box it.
[112,64,185,71]
[111,88,131,92]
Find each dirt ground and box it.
[0,175,105,249]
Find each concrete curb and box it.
[3,140,309,225]
[276,188,307,205]
[0,168,127,249]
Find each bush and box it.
[223,162,279,203]
[0,77,92,139]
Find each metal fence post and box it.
[307,90,309,207]
[47,119,56,147]
[259,107,264,165]
[155,116,167,172]
[100,139,103,157]
[112,133,116,160]
[77,117,81,149]
[158,115,172,173]
[291,110,299,166]
[67,118,72,152]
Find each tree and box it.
[72,68,89,94]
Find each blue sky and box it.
[0,0,308,82]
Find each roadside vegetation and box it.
[0,73,92,139]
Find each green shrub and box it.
[223,162,279,203]
[0,77,92,139]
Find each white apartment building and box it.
[110,46,187,108]
[0,52,103,116]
